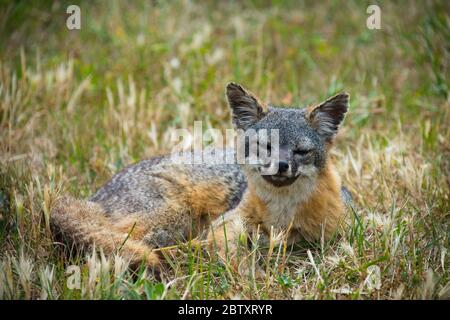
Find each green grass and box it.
[0,0,448,299]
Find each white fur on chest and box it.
[249,174,317,230]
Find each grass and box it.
[0,0,448,300]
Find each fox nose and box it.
[278,161,289,173]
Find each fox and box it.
[51,82,351,271]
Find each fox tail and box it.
[51,197,160,269]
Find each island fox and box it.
[51,82,350,270]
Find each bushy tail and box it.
[51,197,160,269]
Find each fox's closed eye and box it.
[294,149,312,156]
[257,141,271,150]
[257,141,272,157]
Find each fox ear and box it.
[226,82,266,129]
[308,93,349,141]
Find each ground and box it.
[0,1,448,299]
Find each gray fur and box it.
[90,152,247,215]
[341,186,354,208]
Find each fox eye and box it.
[294,149,312,156]
[257,141,271,156]
[256,140,271,149]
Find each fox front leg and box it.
[208,210,270,279]
[207,210,247,265]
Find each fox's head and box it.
[226,82,349,188]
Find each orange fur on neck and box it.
[241,160,344,242]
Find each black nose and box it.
[278,161,289,173]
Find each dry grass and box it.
[0,1,448,299]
